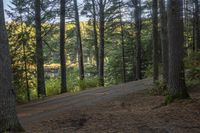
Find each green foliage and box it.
[105,44,125,85]
[46,78,61,96]
[148,81,168,96]
[144,65,153,78]
[185,51,200,69]
[15,87,29,103]
[78,78,99,90]
[6,0,171,103]
[67,66,99,92]
[30,86,37,101]
[67,67,81,92]
[184,52,200,86]
[187,68,200,80]
[45,77,99,95]
[7,22,36,103]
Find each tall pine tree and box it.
[167,0,189,100]
[60,0,67,93]
[0,0,23,131]
[35,0,46,97]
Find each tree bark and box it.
[132,0,142,80]
[74,0,85,80]
[0,0,23,131]
[35,0,46,97]
[91,0,99,74]
[194,0,200,51]
[159,0,168,85]
[60,0,67,93]
[99,0,105,86]
[119,0,126,83]
[167,0,189,99]
[152,0,159,82]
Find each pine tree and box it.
[74,0,85,80]
[60,0,67,93]
[0,0,23,131]
[167,0,189,100]
[159,0,168,85]
[194,0,200,51]
[132,0,142,80]
[35,0,46,97]
[152,0,159,83]
[7,0,35,102]
[91,0,99,73]
[99,0,105,86]
[119,0,126,83]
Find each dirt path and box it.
[17,79,152,131]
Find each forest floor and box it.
[17,79,200,133]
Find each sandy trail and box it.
[17,79,152,130]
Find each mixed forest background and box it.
[4,0,200,102]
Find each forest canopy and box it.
[2,0,200,102]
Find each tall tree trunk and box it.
[74,0,85,80]
[120,0,126,83]
[20,13,31,102]
[60,0,67,93]
[92,0,99,74]
[184,0,189,47]
[152,0,159,82]
[0,0,23,131]
[167,0,189,100]
[133,0,142,80]
[23,42,31,101]
[192,10,196,51]
[194,0,200,51]
[131,23,137,81]
[159,0,168,85]
[99,0,105,86]
[35,0,46,97]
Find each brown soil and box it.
[24,85,200,133]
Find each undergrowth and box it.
[148,81,168,96]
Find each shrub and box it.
[144,65,153,78]
[46,78,60,96]
[184,51,200,86]
[148,81,168,96]
[78,78,99,90]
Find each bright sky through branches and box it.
[3,0,85,21]
[3,0,10,20]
